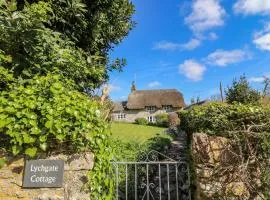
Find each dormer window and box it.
[145,106,155,112]
[162,105,172,112]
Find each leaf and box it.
[23,134,36,144]
[39,135,47,142]
[12,145,21,155]
[40,143,47,151]
[7,0,17,11]
[45,120,53,128]
[25,147,37,157]
[52,82,62,89]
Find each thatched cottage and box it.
[112,83,185,122]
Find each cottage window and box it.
[147,116,156,123]
[162,105,172,112]
[145,106,155,112]
[117,113,126,119]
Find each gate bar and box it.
[167,164,170,200]
[176,164,179,200]
[125,164,128,200]
[135,164,137,200]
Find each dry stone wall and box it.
[0,152,94,200]
[192,133,263,200]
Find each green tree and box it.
[225,75,260,104]
[0,0,135,91]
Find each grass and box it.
[110,122,168,143]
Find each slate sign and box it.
[23,160,64,188]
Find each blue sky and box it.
[109,0,270,104]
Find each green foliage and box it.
[0,1,135,199]
[179,102,270,197]
[135,117,148,125]
[15,0,135,79]
[0,73,114,198]
[155,113,169,127]
[0,74,108,156]
[0,3,105,90]
[179,102,270,136]
[225,75,260,104]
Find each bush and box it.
[179,102,270,136]
[135,118,148,125]
[168,113,180,128]
[225,75,260,104]
[155,113,169,127]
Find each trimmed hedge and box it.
[155,113,169,127]
[179,102,270,136]
[135,118,148,125]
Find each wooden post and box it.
[220,82,224,103]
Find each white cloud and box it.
[254,33,270,51]
[206,49,252,67]
[148,81,161,88]
[153,38,201,51]
[153,41,181,51]
[185,0,226,33]
[179,59,206,81]
[249,77,265,83]
[182,39,201,50]
[249,73,270,83]
[209,32,218,40]
[253,22,270,51]
[253,23,270,51]
[108,84,121,93]
[234,0,270,15]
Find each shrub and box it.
[168,112,180,128]
[179,102,270,136]
[225,75,260,104]
[135,118,148,125]
[155,113,169,127]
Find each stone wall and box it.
[192,133,263,200]
[0,152,94,200]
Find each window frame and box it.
[117,113,126,119]
[147,116,156,122]
[162,105,172,112]
[145,106,156,112]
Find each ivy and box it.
[0,73,115,199]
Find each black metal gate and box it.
[112,150,190,200]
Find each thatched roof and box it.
[126,89,185,109]
[113,101,127,112]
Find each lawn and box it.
[110,122,168,143]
